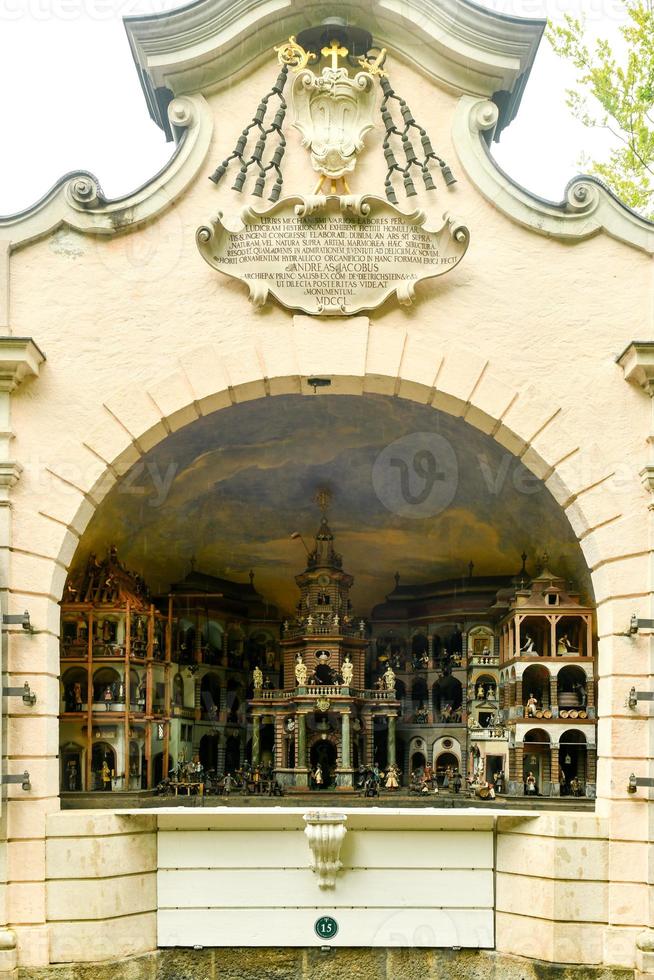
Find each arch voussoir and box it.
[293,314,369,395]
[431,345,488,417]
[146,369,199,433]
[464,370,517,436]
[179,344,233,415]
[395,335,443,403]
[103,385,168,454]
[212,339,268,404]
[364,323,406,396]
[83,411,143,477]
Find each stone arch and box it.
[60,666,88,712]
[172,673,185,708]
[42,348,620,602]
[557,664,589,710]
[34,353,626,806]
[200,672,221,717]
[432,735,462,774]
[522,664,552,711]
[471,672,496,693]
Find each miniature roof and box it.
[124,0,545,140]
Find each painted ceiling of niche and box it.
[74,394,590,615]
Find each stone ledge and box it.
[12,947,635,979]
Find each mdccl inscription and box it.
[197,194,469,315]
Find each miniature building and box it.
[369,571,521,790]
[60,552,281,794]
[498,563,596,797]
[60,549,171,792]
[250,498,400,789]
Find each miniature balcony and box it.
[469,726,507,740]
[283,622,363,639]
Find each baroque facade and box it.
[0,0,654,975]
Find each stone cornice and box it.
[0,95,212,251]
[0,337,46,392]
[617,341,654,393]
[453,96,654,255]
[124,0,544,138]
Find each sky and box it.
[0,0,628,215]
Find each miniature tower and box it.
[499,559,596,797]
[249,491,400,790]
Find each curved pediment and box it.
[124,0,544,139]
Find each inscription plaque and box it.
[196,194,469,315]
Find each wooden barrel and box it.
[477,785,491,799]
[543,709,552,719]
[560,709,569,719]
[558,693,577,707]
[578,710,587,719]
[569,710,579,719]
[535,710,543,718]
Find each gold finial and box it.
[321,38,348,70]
[314,487,332,515]
[358,47,387,77]
[275,35,317,72]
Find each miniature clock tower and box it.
[249,491,399,790]
[281,489,367,692]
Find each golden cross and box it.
[321,38,348,70]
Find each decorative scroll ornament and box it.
[292,58,376,182]
[201,20,469,314]
[303,811,348,888]
[196,194,469,316]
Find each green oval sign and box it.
[314,915,338,940]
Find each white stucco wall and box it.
[0,19,652,972]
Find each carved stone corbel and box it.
[303,811,347,889]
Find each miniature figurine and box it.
[525,770,537,794]
[526,693,538,717]
[312,764,323,789]
[415,703,429,724]
[520,633,536,655]
[66,759,79,792]
[341,654,353,686]
[252,666,263,690]
[477,683,485,699]
[103,685,113,710]
[453,770,462,794]
[557,632,579,655]
[222,773,232,796]
[294,654,307,687]
[73,682,83,712]
[385,763,400,790]
[100,760,112,791]
[383,664,396,691]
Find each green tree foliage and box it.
[547,1,654,219]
